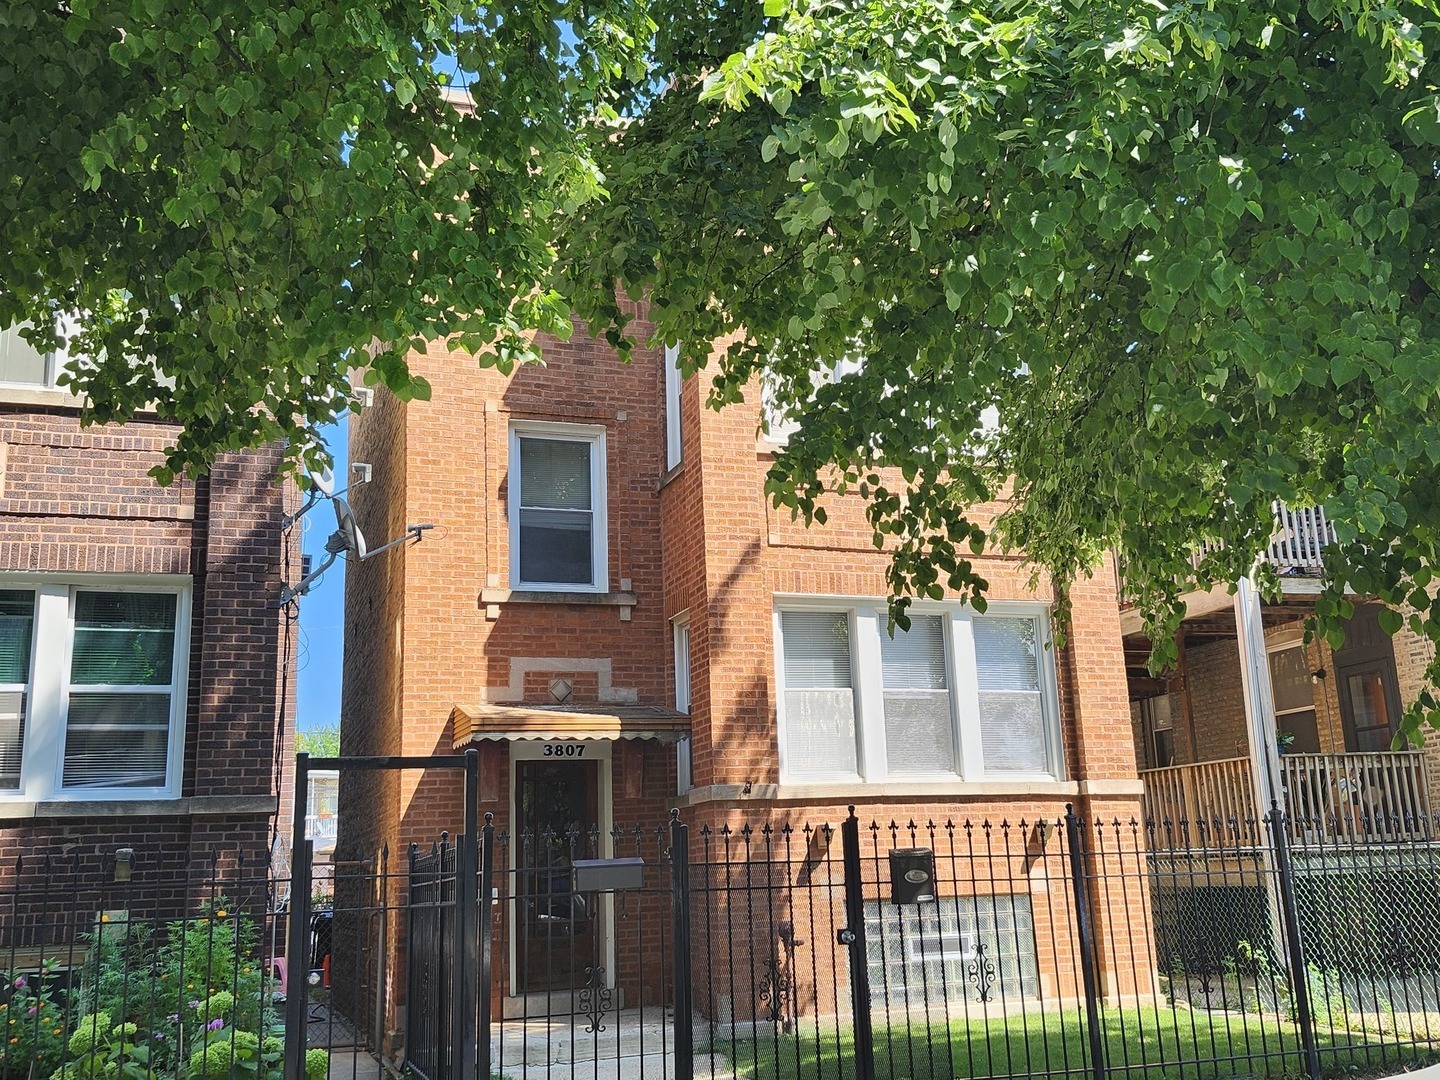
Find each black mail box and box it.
[572,856,645,892]
[889,848,936,905]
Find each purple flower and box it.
[153,1032,166,1042]
[167,1014,180,1025]
[11,977,25,990]
[206,1019,224,1032]
[187,1001,201,1010]
[25,1007,36,1016]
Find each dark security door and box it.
[1333,604,1404,752]
[515,758,601,992]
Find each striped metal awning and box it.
[450,702,690,749]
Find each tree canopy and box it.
[560,0,1440,740]
[0,0,652,480]
[7,0,1440,736]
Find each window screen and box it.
[63,592,177,789]
[0,591,34,790]
[781,611,858,776]
[974,616,1048,774]
[517,436,595,586]
[880,615,955,774]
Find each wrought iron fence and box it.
[3,802,1440,1080]
[0,841,392,1080]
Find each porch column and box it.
[1234,575,1282,815]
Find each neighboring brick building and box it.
[0,326,299,930]
[339,299,1144,1031]
[1121,512,1440,846]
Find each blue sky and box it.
[295,414,348,733]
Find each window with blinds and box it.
[63,592,178,789]
[511,425,606,590]
[973,616,1048,774]
[0,580,187,801]
[0,591,35,791]
[880,615,956,774]
[780,611,859,776]
[776,602,1056,783]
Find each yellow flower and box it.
[187,984,194,990]
[241,968,250,975]
[9,1037,16,1044]
[100,914,109,923]
[51,1029,60,1036]
[216,910,228,918]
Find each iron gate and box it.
[283,750,480,1080]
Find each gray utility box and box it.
[572,856,645,893]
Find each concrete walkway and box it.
[489,1008,729,1079]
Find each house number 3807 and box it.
[542,745,586,757]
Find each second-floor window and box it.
[664,344,683,471]
[775,600,1060,783]
[0,324,67,389]
[509,422,608,592]
[0,578,190,801]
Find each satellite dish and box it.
[331,496,367,559]
[278,483,433,604]
[307,466,336,497]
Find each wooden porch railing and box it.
[1188,502,1337,574]
[1140,756,1256,842]
[1282,750,1434,844]
[1140,750,1437,849]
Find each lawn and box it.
[700,1007,1440,1080]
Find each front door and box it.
[515,758,601,992]
[1333,604,1404,752]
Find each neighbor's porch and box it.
[1122,503,1440,851]
[1139,750,1436,847]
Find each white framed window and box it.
[0,576,191,801]
[674,614,692,794]
[0,323,68,389]
[774,598,1061,783]
[664,344,684,471]
[760,355,865,446]
[508,422,608,592]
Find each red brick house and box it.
[0,324,298,909]
[338,301,1145,1031]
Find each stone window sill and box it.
[480,587,638,621]
[0,795,277,820]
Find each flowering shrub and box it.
[5,901,330,1080]
[0,961,69,1080]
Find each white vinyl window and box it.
[664,344,684,471]
[779,611,860,778]
[775,600,1060,783]
[0,578,190,801]
[0,323,68,388]
[508,423,608,592]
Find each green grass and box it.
[702,1007,1440,1080]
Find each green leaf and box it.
[1378,607,1402,635]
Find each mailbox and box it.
[572,856,645,893]
[888,848,936,905]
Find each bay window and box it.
[775,600,1060,783]
[0,578,189,801]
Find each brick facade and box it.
[340,304,1146,1037]
[0,402,297,927]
